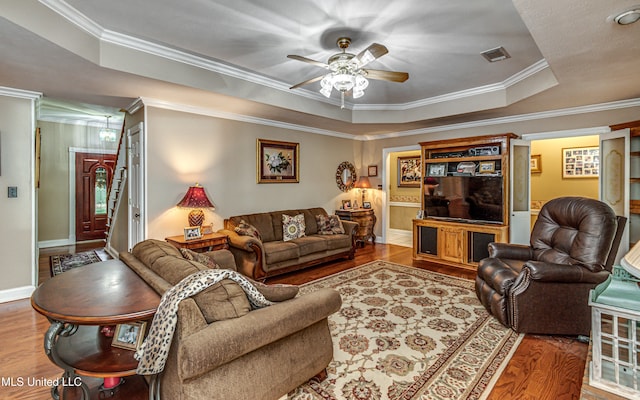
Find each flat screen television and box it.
[424,175,504,224]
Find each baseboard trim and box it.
[39,238,74,248]
[0,286,36,303]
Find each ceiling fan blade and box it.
[355,43,388,67]
[363,69,409,82]
[287,55,329,69]
[289,75,325,90]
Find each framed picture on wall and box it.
[257,139,299,183]
[397,156,421,187]
[368,165,378,177]
[530,154,542,174]
[562,147,599,178]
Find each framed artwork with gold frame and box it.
[530,154,542,174]
[257,139,299,183]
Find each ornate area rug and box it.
[286,261,522,400]
[49,250,101,276]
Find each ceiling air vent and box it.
[481,46,511,62]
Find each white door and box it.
[128,122,145,250]
[600,128,630,264]
[510,139,531,244]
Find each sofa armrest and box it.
[521,261,611,284]
[177,288,341,381]
[219,229,268,279]
[341,220,358,236]
[488,242,533,260]
[219,229,264,252]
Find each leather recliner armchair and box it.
[475,197,626,336]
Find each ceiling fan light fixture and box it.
[614,9,640,25]
[332,73,356,92]
[319,84,333,98]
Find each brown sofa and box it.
[219,207,358,280]
[120,239,342,400]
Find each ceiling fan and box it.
[287,37,409,108]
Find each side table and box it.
[335,208,376,246]
[31,259,160,400]
[165,232,229,252]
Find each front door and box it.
[75,152,116,241]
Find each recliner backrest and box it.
[530,197,618,272]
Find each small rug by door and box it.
[285,260,523,400]
[49,250,102,276]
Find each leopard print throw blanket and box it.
[135,269,274,375]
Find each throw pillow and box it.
[179,248,220,269]
[234,219,262,241]
[316,214,345,235]
[282,213,306,241]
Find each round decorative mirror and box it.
[336,161,357,192]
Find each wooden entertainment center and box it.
[413,133,516,270]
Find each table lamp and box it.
[176,183,214,227]
[354,176,372,206]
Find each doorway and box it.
[382,145,421,246]
[75,152,116,241]
[528,135,600,228]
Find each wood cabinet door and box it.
[439,226,464,263]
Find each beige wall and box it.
[530,135,599,205]
[37,121,118,244]
[389,150,421,231]
[141,106,358,241]
[0,94,37,295]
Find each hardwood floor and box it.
[0,242,588,399]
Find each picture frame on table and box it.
[201,223,213,235]
[562,146,599,178]
[112,321,147,351]
[363,201,372,209]
[257,138,299,183]
[342,199,352,210]
[184,226,202,241]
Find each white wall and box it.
[143,106,358,240]
[0,89,39,302]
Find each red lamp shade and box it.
[177,184,214,227]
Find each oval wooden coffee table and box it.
[31,259,160,400]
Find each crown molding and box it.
[0,86,42,100]
[39,0,553,114]
[352,60,550,112]
[39,0,103,37]
[356,98,640,141]
[136,97,357,140]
